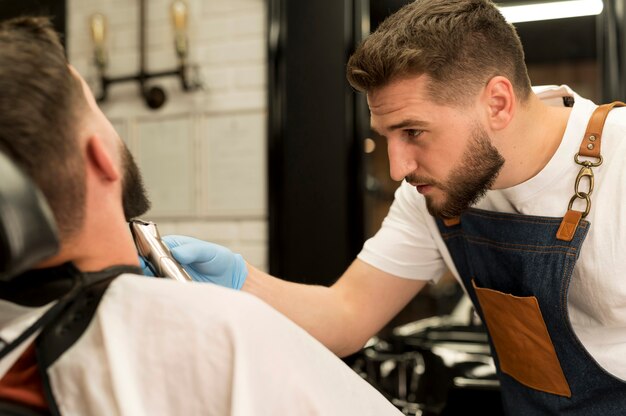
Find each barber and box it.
[159,0,626,413]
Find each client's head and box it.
[0,16,150,268]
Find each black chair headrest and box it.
[0,151,59,282]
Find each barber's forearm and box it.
[242,265,363,356]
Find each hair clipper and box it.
[130,219,192,282]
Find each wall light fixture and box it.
[89,0,200,109]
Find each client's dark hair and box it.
[0,16,87,239]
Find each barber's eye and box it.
[405,129,422,139]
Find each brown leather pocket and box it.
[472,280,571,397]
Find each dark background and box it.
[0,0,65,47]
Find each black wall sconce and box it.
[89,0,201,109]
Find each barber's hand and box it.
[138,256,155,277]
[162,235,248,290]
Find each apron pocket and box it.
[471,279,571,397]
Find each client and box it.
[0,17,400,415]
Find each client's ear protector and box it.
[0,151,59,282]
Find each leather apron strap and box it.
[557,101,625,241]
[579,101,626,158]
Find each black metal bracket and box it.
[95,0,200,109]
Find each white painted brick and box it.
[203,89,266,112]
[197,12,266,41]
[66,0,80,12]
[136,117,196,217]
[67,19,92,56]
[67,37,92,60]
[102,3,138,29]
[234,64,266,88]
[148,24,176,50]
[110,26,139,52]
[106,49,141,76]
[230,242,267,268]
[68,56,93,80]
[108,24,171,54]
[146,2,170,24]
[98,82,144,108]
[152,221,180,237]
[141,46,182,72]
[67,0,92,14]
[201,112,266,215]
[201,0,264,16]
[238,221,267,242]
[197,38,265,65]
[109,118,128,144]
[199,66,235,90]
[175,221,240,242]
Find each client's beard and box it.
[121,144,151,220]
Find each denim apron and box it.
[434,102,626,414]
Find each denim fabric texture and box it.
[436,209,626,415]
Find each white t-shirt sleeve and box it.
[357,181,446,282]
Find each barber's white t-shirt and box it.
[358,85,626,380]
[0,275,401,415]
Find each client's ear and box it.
[86,136,120,182]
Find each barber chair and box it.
[350,296,504,415]
[0,151,59,281]
[0,150,60,416]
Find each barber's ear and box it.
[483,76,515,131]
[85,136,120,182]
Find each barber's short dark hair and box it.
[347,0,532,105]
[0,16,86,238]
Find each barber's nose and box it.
[387,140,417,181]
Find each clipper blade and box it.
[130,219,193,282]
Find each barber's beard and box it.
[120,144,151,220]
[408,125,504,219]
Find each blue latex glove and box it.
[161,235,248,290]
[138,256,155,277]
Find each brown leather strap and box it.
[442,217,460,227]
[557,101,625,241]
[556,210,582,242]
[578,101,626,158]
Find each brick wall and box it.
[67,0,268,270]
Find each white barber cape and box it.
[0,274,400,415]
